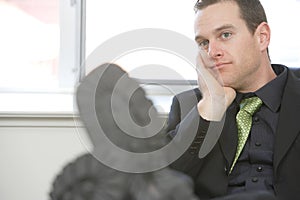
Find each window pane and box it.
[0,0,75,91]
[261,0,300,67]
[86,0,300,78]
[85,0,300,114]
[85,0,197,80]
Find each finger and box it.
[198,50,224,85]
[196,52,224,95]
[224,87,237,107]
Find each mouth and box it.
[212,62,231,69]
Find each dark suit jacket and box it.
[167,67,300,200]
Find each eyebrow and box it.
[195,24,236,41]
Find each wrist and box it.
[197,96,227,121]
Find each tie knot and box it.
[240,96,262,116]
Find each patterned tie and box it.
[229,96,263,174]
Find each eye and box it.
[198,40,209,50]
[221,32,232,39]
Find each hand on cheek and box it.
[196,51,236,121]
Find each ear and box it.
[255,22,271,52]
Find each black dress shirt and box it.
[227,64,287,194]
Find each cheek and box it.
[236,43,259,72]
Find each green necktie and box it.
[229,96,263,174]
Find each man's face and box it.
[194,1,262,91]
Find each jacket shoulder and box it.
[174,88,202,102]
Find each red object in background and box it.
[5,0,58,24]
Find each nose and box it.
[208,41,223,58]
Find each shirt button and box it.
[255,142,261,147]
[256,166,263,172]
[224,166,228,172]
[252,177,258,182]
[253,116,259,122]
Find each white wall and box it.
[0,115,91,200]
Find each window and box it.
[0,0,60,90]
[85,0,198,113]
[86,0,300,72]
[85,0,300,113]
[1,0,299,114]
[0,0,84,113]
[262,0,300,67]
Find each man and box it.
[167,0,300,199]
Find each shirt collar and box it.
[255,64,287,112]
[234,64,288,112]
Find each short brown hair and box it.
[194,0,268,34]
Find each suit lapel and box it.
[274,71,300,174]
[219,103,238,168]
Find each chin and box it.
[222,81,236,89]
